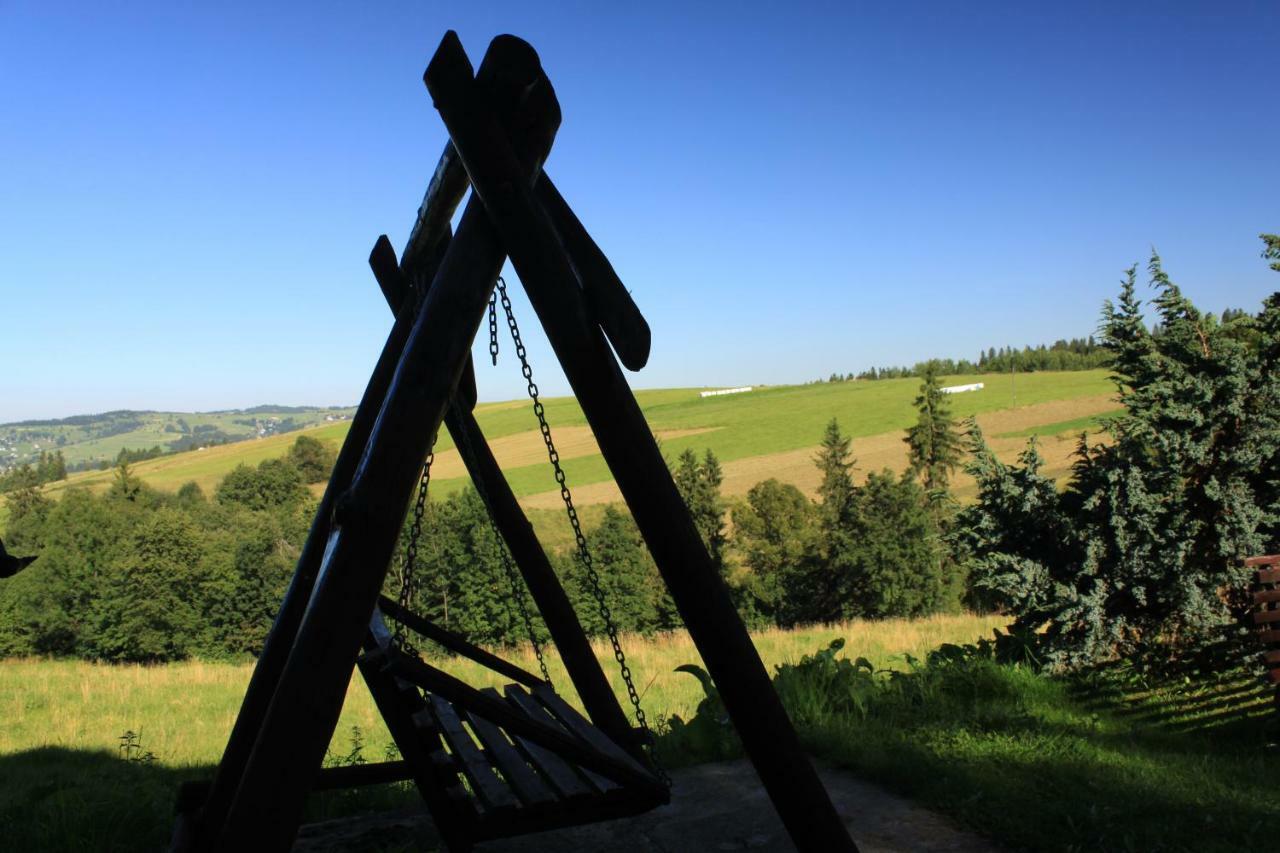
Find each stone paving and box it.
[295,758,1003,852]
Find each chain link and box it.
[494,277,670,787]
[394,437,436,651]
[449,399,552,684]
[488,291,500,366]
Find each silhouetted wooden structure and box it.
[1246,554,1280,704]
[171,32,857,852]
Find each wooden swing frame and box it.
[172,32,857,853]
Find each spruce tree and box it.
[814,418,856,525]
[904,366,963,494]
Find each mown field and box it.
[35,370,1117,509]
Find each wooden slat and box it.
[1263,649,1280,666]
[382,649,660,790]
[1252,588,1280,605]
[532,684,657,786]
[1259,630,1280,645]
[1266,668,1280,685]
[489,687,593,800]
[463,701,559,808]
[357,647,477,849]
[1251,608,1280,625]
[1256,568,1280,584]
[421,695,519,814]
[506,685,616,793]
[1244,554,1280,567]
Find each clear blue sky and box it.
[2,2,1276,422]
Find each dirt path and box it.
[295,758,1001,852]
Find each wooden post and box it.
[425,31,857,852]
[215,38,560,851]
[368,239,639,754]
[186,230,449,850]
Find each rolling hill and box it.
[0,406,355,471]
[31,370,1118,516]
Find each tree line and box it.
[0,451,68,493]
[818,337,1111,384]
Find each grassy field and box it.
[3,612,1275,851]
[0,614,1001,851]
[33,370,1115,510]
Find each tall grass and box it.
[0,614,1003,765]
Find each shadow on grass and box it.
[0,747,421,852]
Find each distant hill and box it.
[0,406,355,471]
[30,370,1118,513]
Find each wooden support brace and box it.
[376,596,545,689]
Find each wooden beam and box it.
[376,596,544,689]
[215,36,560,851]
[188,234,449,852]
[424,32,858,853]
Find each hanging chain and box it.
[488,291,500,366]
[394,435,437,651]
[449,399,551,684]
[494,276,669,786]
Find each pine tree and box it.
[904,366,963,494]
[814,419,856,525]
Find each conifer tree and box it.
[814,419,856,526]
[904,366,963,494]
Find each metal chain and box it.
[449,399,552,684]
[494,276,669,786]
[488,291,500,366]
[394,436,436,651]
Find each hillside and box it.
[0,406,355,471]
[33,370,1117,518]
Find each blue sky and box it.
[1,2,1276,422]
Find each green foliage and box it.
[960,246,1280,666]
[286,435,337,484]
[837,469,947,619]
[673,448,726,573]
[561,506,678,635]
[731,479,820,624]
[214,458,307,512]
[91,509,203,662]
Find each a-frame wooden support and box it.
[174,32,857,853]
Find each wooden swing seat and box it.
[358,605,668,848]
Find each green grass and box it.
[0,614,1002,851]
[996,408,1123,439]
[668,642,1279,852]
